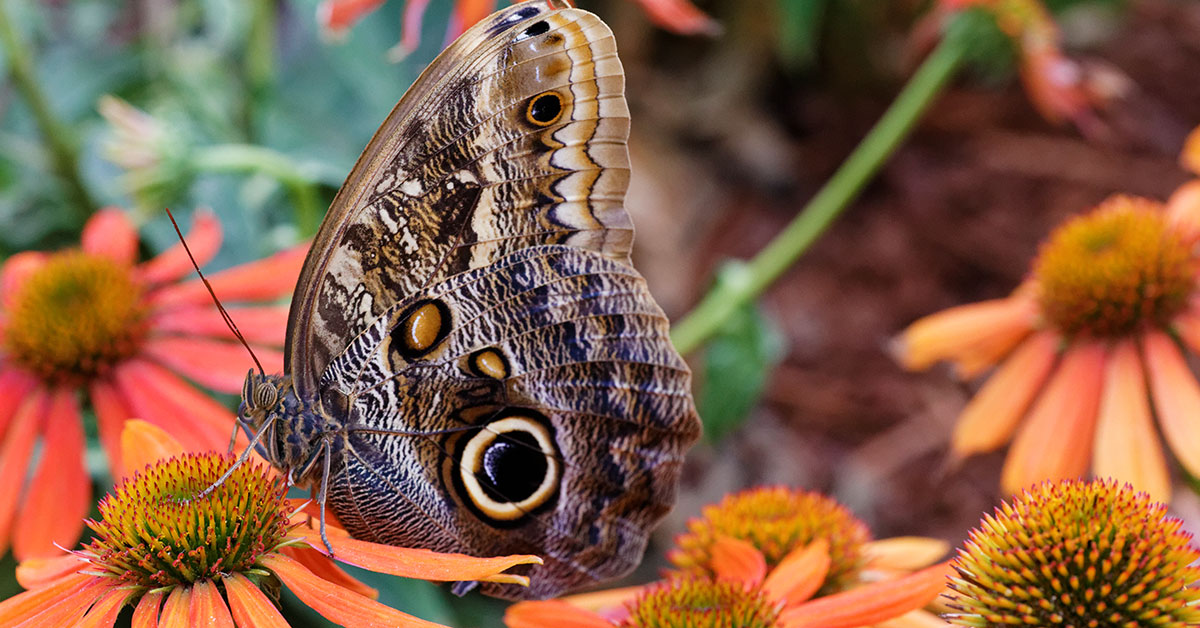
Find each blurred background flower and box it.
[0,207,300,560]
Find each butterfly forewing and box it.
[276,1,700,599]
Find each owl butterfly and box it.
[233,0,700,600]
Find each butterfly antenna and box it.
[164,208,267,376]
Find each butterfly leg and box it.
[197,413,277,500]
[288,432,339,557]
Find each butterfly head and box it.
[238,369,290,465]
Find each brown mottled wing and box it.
[318,245,699,599]
[286,3,633,401]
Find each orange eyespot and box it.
[525,91,564,127]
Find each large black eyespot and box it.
[525,92,563,127]
[390,299,451,361]
[454,414,561,523]
[520,20,550,39]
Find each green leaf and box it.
[698,263,786,441]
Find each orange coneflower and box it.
[0,421,541,627]
[945,479,1200,626]
[316,0,718,60]
[895,126,1200,502]
[505,487,954,628]
[0,207,303,560]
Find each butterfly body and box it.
[238,1,699,600]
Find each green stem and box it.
[243,0,277,139]
[0,0,96,224]
[192,144,322,236]
[670,27,969,355]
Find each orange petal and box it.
[259,552,450,628]
[299,527,542,585]
[951,331,1058,458]
[862,537,950,571]
[188,579,234,628]
[78,585,134,628]
[390,0,433,60]
[0,367,39,436]
[1,251,48,308]
[893,297,1035,374]
[81,208,138,266]
[1143,331,1200,478]
[120,419,186,479]
[16,555,86,589]
[158,586,191,628]
[131,590,165,628]
[143,336,283,394]
[779,561,952,628]
[1182,125,1200,176]
[112,359,232,452]
[630,0,720,35]
[0,572,90,623]
[558,585,646,613]
[280,545,377,599]
[1092,339,1170,502]
[1165,181,1200,240]
[0,390,48,557]
[149,304,289,345]
[1017,48,1090,127]
[874,609,954,628]
[762,538,830,606]
[222,572,289,628]
[137,210,222,285]
[14,387,90,560]
[710,535,767,588]
[89,379,133,477]
[504,600,615,628]
[148,245,308,308]
[317,0,387,33]
[3,575,109,628]
[1000,341,1105,494]
[454,0,495,32]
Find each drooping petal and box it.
[951,331,1059,458]
[390,0,433,61]
[556,585,645,621]
[259,553,450,628]
[120,419,186,478]
[862,537,950,572]
[1165,181,1200,240]
[148,305,289,345]
[137,210,222,285]
[81,208,138,266]
[280,545,377,599]
[0,366,39,436]
[1182,125,1200,175]
[143,336,283,393]
[0,390,48,557]
[630,0,720,35]
[1,251,48,308]
[1143,331,1200,478]
[710,535,767,588]
[778,561,952,628]
[13,387,90,560]
[147,245,308,308]
[188,579,234,628]
[504,600,615,628]
[112,359,232,453]
[131,590,165,628]
[875,609,954,628]
[317,0,387,34]
[1000,341,1106,495]
[16,555,86,589]
[222,573,289,628]
[158,587,192,628]
[1092,339,1170,502]
[893,297,1035,374]
[761,538,830,606]
[90,379,134,477]
[78,585,135,628]
[454,0,497,34]
[0,573,106,627]
[299,527,542,585]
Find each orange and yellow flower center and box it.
[3,252,146,381]
[83,453,291,589]
[669,487,869,594]
[946,479,1200,627]
[1033,196,1196,338]
[621,578,779,628]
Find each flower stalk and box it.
[670,19,970,355]
[191,143,324,236]
[0,0,97,223]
